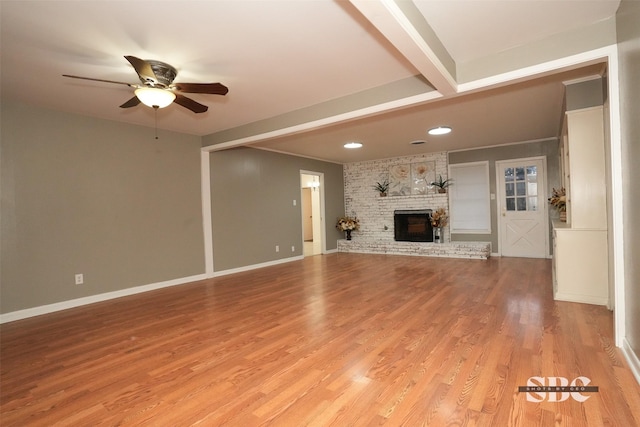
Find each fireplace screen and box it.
[394,209,433,242]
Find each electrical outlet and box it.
[275,245,279,252]
[291,246,295,252]
[75,273,84,285]
[292,199,297,206]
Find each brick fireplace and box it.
[339,151,491,259]
[343,152,448,242]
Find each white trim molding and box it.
[458,45,611,94]
[0,274,207,324]
[622,338,640,386]
[201,150,214,277]
[212,256,304,278]
[604,48,626,348]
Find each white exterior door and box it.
[497,157,548,258]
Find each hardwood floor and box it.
[2,254,639,426]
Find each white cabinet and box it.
[553,222,608,305]
[552,106,609,306]
[562,107,607,228]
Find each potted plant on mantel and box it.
[373,179,390,197]
[430,175,453,193]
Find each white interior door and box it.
[497,158,548,258]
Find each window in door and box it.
[504,165,539,212]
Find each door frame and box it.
[300,170,326,256]
[495,156,550,258]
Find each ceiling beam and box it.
[349,0,458,96]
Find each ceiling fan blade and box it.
[124,55,158,84]
[171,82,229,95]
[119,96,141,109]
[63,74,134,87]
[174,94,208,113]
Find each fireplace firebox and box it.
[394,209,433,242]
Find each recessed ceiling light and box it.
[428,126,452,136]
[344,142,363,149]
[410,140,426,145]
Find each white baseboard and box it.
[213,255,303,277]
[553,292,609,307]
[0,273,207,324]
[1,255,310,324]
[622,338,640,386]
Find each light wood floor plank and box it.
[2,254,639,426]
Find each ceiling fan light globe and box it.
[134,87,176,108]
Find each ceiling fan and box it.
[63,56,228,113]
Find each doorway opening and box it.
[300,172,324,257]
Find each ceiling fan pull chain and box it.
[154,105,159,139]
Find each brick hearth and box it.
[337,239,491,260]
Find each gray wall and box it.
[617,0,640,367]
[1,101,205,314]
[209,147,344,271]
[565,78,606,111]
[448,140,560,253]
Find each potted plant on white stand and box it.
[431,207,448,243]
[336,216,360,240]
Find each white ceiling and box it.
[414,0,621,64]
[0,1,620,163]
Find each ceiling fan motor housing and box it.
[145,60,177,87]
